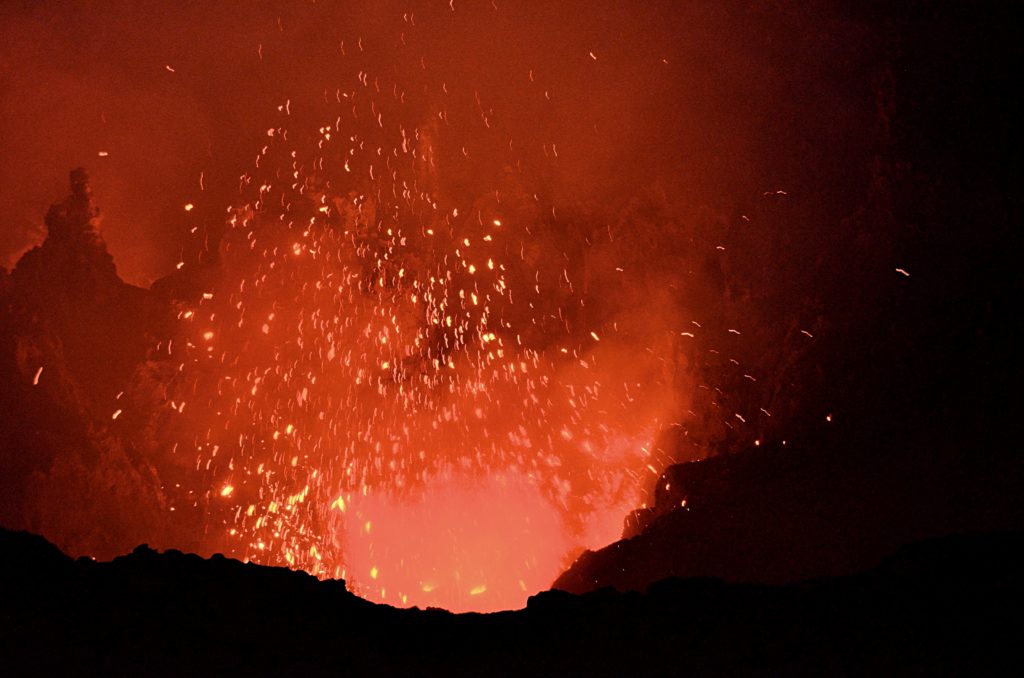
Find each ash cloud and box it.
[2,1,877,284]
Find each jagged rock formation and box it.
[0,169,167,559]
[573,0,1023,599]
[7,168,153,407]
[557,425,1024,594]
[1,527,1020,675]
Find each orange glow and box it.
[342,472,569,612]
[156,48,685,614]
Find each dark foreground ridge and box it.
[1,528,1021,676]
[557,425,1024,595]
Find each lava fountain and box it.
[162,64,684,612]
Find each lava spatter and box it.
[165,65,680,612]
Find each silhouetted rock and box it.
[560,0,1024,601]
[8,167,153,407]
[558,430,1024,595]
[0,527,1020,675]
[0,170,169,558]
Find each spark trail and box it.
[165,64,679,612]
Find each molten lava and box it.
[342,472,568,612]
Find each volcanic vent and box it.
[1,1,887,614]
[152,80,693,611]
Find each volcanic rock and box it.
[558,427,1024,595]
[0,527,1019,675]
[0,169,168,559]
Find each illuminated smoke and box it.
[4,1,876,612]
[160,58,686,611]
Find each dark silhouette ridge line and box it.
[2,526,1021,675]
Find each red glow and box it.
[343,472,567,612]
[155,58,683,610]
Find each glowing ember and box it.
[162,57,681,612]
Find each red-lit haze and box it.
[1,1,883,612]
[343,473,566,612]
[153,43,686,609]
